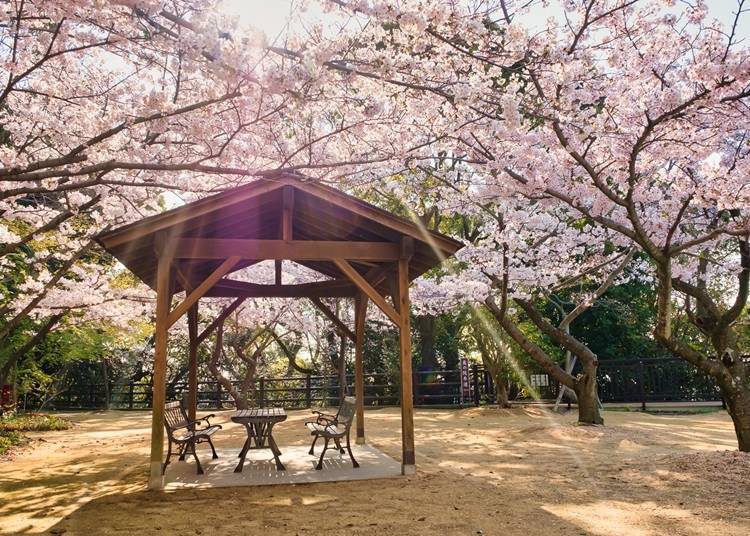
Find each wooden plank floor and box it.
[163,445,402,489]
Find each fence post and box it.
[414,371,419,403]
[260,378,265,408]
[305,374,312,408]
[637,360,646,411]
[472,364,480,406]
[128,381,134,409]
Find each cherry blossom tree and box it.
[281,0,750,446]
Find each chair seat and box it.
[175,425,221,442]
[306,422,344,437]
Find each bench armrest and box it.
[188,415,215,429]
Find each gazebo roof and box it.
[97,173,463,297]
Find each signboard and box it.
[459,358,472,402]
[530,374,549,388]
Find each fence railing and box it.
[32,357,723,411]
[42,368,484,411]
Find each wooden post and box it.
[101,358,110,410]
[149,245,173,490]
[305,374,312,408]
[354,292,368,444]
[259,377,266,408]
[637,359,646,411]
[187,298,199,420]
[397,238,415,475]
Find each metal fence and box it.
[30,357,723,411]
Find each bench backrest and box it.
[164,400,189,435]
[338,396,356,429]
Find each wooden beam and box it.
[167,256,240,327]
[149,248,173,490]
[333,258,401,326]
[292,178,462,254]
[310,297,356,342]
[276,190,292,286]
[173,238,400,261]
[99,179,284,249]
[396,239,415,475]
[204,279,358,298]
[282,185,294,239]
[354,292,368,444]
[187,298,199,421]
[174,266,192,292]
[274,260,282,285]
[197,297,246,344]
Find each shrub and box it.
[0,413,71,432]
[0,430,28,456]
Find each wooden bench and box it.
[163,400,221,475]
[305,396,359,470]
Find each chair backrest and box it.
[164,400,189,435]
[338,397,356,428]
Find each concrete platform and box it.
[163,444,403,489]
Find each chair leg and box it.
[316,437,330,470]
[190,441,204,475]
[162,440,173,475]
[334,437,345,454]
[308,434,319,455]
[207,436,219,459]
[346,432,359,469]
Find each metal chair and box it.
[162,400,221,475]
[305,396,359,470]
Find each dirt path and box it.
[1,407,748,535]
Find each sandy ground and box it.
[1,406,749,536]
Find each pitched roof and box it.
[96,173,463,295]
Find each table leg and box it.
[234,427,252,473]
[267,424,285,471]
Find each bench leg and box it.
[308,434,319,455]
[334,437,345,454]
[178,442,187,461]
[162,440,173,475]
[316,437,330,470]
[189,441,204,475]
[346,432,359,469]
[207,436,219,459]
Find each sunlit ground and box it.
[1,406,748,535]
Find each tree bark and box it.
[722,384,750,452]
[415,314,439,370]
[486,296,604,425]
[574,365,603,425]
[208,322,247,409]
[494,374,510,408]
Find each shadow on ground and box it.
[1,407,748,535]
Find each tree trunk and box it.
[415,315,438,370]
[340,335,348,401]
[208,323,248,409]
[494,374,510,408]
[719,379,750,452]
[574,367,603,425]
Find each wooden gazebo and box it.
[96,173,462,489]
